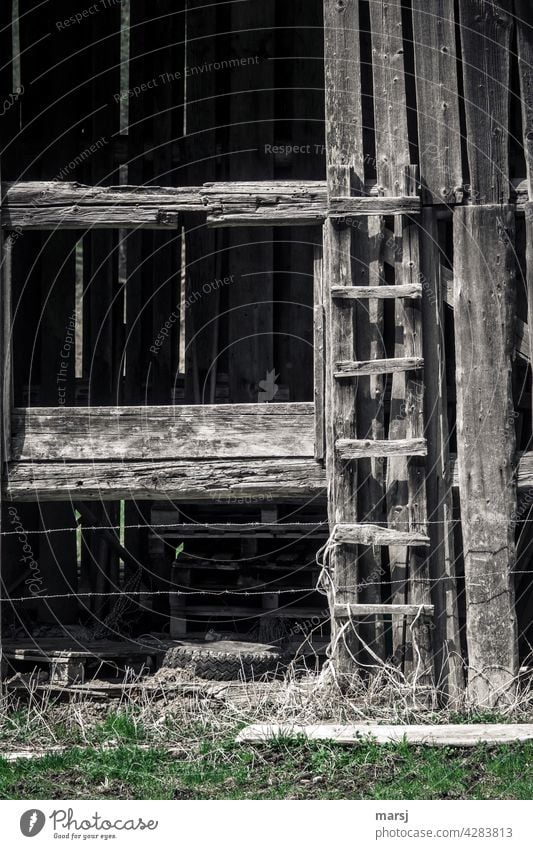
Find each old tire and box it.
[161,640,282,681]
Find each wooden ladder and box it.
[324,166,434,682]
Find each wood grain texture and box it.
[334,603,434,617]
[515,0,533,195]
[4,457,327,502]
[331,284,422,299]
[336,438,427,459]
[412,0,463,203]
[420,208,465,701]
[369,0,410,195]
[333,523,430,547]
[458,0,513,204]
[454,204,518,706]
[11,403,315,461]
[335,357,424,377]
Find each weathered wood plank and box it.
[458,0,513,204]
[331,284,422,299]
[11,403,316,461]
[516,0,533,194]
[454,204,518,706]
[334,524,430,547]
[324,0,363,681]
[420,208,465,702]
[236,723,533,746]
[314,243,326,460]
[412,0,463,203]
[369,0,410,196]
[328,196,420,217]
[4,458,327,502]
[335,357,424,377]
[202,181,327,226]
[336,438,427,459]
[334,603,434,618]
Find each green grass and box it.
[0,736,532,800]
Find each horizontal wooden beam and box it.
[335,357,424,377]
[336,438,427,459]
[200,181,327,226]
[328,195,420,217]
[334,603,434,617]
[333,523,430,546]
[331,284,422,299]
[11,403,315,461]
[148,522,328,538]
[4,458,327,502]
[2,178,531,229]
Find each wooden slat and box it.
[328,196,420,216]
[314,243,326,460]
[323,0,363,679]
[11,403,316,461]
[454,204,518,706]
[335,357,424,377]
[420,208,464,701]
[4,458,327,502]
[331,284,422,300]
[458,0,513,205]
[202,181,327,226]
[412,0,463,204]
[3,178,533,229]
[334,603,434,618]
[369,0,410,196]
[333,524,430,547]
[336,438,427,459]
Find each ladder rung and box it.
[334,523,430,547]
[334,603,434,618]
[331,284,422,300]
[336,438,427,459]
[335,357,424,378]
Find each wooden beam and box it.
[420,208,465,701]
[11,403,316,461]
[4,457,327,502]
[454,204,518,707]
[328,196,420,217]
[336,438,427,459]
[412,0,463,204]
[334,603,434,618]
[335,357,424,377]
[3,178,533,229]
[458,1,513,205]
[333,524,430,547]
[323,0,363,681]
[331,284,422,300]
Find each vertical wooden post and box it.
[421,208,465,703]
[455,0,518,706]
[323,0,362,682]
[454,205,518,706]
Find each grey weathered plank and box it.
[314,243,326,460]
[420,208,465,702]
[202,181,327,226]
[454,204,518,706]
[324,0,363,680]
[458,0,513,204]
[516,0,533,194]
[412,0,463,203]
[331,284,422,300]
[334,603,434,618]
[335,357,424,377]
[336,438,427,459]
[11,403,316,461]
[369,0,410,196]
[328,196,420,217]
[4,457,327,502]
[236,723,533,746]
[333,523,430,547]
